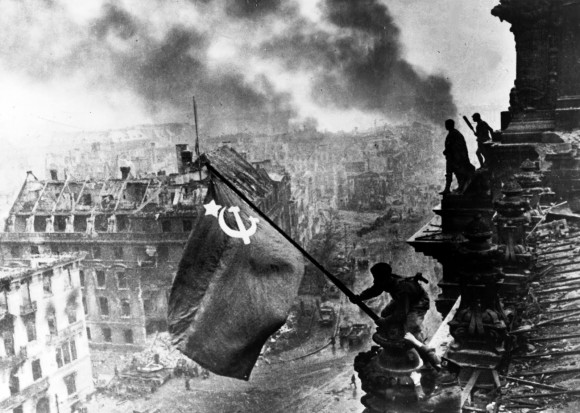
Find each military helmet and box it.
[370,262,392,278]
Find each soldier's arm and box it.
[404,333,441,370]
[358,284,383,301]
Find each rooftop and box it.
[7,146,279,219]
[498,225,580,411]
[0,253,86,283]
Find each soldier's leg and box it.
[440,164,453,194]
[481,142,491,167]
[476,143,485,168]
[454,171,464,192]
[456,167,473,193]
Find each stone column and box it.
[446,216,507,387]
[354,320,424,412]
[514,159,553,215]
[494,179,535,302]
[494,179,529,261]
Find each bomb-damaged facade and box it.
[0,146,295,351]
[0,253,93,413]
[44,124,195,182]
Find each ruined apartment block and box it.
[0,146,294,351]
[0,253,93,413]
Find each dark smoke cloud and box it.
[326,0,398,35]
[260,0,456,122]
[226,0,283,19]
[92,4,137,40]
[1,0,456,136]
[87,3,297,135]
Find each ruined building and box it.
[45,124,195,181]
[0,253,93,413]
[0,146,294,351]
[354,1,580,411]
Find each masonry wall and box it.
[0,257,93,413]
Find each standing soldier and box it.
[440,119,475,195]
[471,113,494,168]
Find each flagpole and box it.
[193,96,200,156]
[204,160,380,322]
[192,96,202,182]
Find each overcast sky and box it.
[0,0,515,145]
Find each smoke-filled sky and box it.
[0,0,514,143]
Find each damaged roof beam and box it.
[51,175,70,213]
[113,180,128,212]
[31,181,49,214]
[72,177,90,212]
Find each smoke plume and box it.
[0,0,456,138]
[261,0,456,122]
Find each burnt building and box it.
[346,171,388,211]
[0,253,93,413]
[399,0,580,407]
[0,146,294,351]
[45,124,195,181]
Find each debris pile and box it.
[502,221,580,411]
[99,333,201,399]
[129,333,192,370]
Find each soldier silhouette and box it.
[440,119,475,195]
[472,113,494,168]
[351,263,430,342]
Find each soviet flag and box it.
[168,174,304,380]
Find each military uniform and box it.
[358,274,430,341]
[443,128,475,193]
[475,120,493,167]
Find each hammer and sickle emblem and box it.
[218,206,259,245]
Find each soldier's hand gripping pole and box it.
[203,158,380,322]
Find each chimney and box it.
[50,169,58,180]
[120,166,131,180]
[175,144,189,174]
[181,150,193,173]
